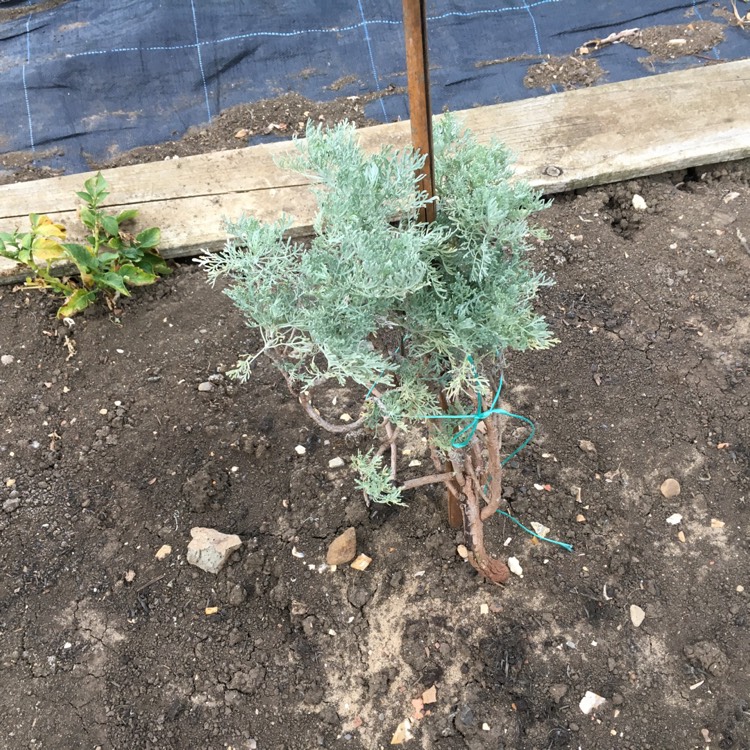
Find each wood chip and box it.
[205,606,219,615]
[630,604,646,627]
[350,553,372,571]
[422,685,437,704]
[390,718,413,744]
[710,518,725,528]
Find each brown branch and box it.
[400,472,456,491]
[459,468,509,585]
[384,421,399,481]
[298,391,365,434]
[481,412,504,521]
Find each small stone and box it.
[631,194,648,211]
[422,685,437,704]
[228,584,247,606]
[549,684,568,703]
[578,439,596,454]
[187,527,243,574]
[456,544,469,559]
[2,498,20,513]
[710,518,725,529]
[326,527,357,565]
[677,530,686,543]
[155,544,172,560]
[1,354,15,366]
[347,585,372,608]
[508,557,523,578]
[579,691,606,714]
[576,514,586,523]
[328,456,345,469]
[294,445,306,455]
[350,553,372,571]
[197,382,214,392]
[630,604,646,627]
[666,513,682,525]
[660,478,680,498]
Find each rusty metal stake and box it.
[402,0,436,224]
[403,0,461,528]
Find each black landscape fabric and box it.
[1,0,748,174]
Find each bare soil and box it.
[1,152,750,750]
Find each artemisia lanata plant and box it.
[200,116,555,583]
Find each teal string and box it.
[418,356,533,457]
[364,354,573,553]
[496,510,574,552]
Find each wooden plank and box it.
[1,59,749,283]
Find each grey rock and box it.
[187,527,242,574]
[549,683,569,703]
[1,354,14,366]
[347,585,372,609]
[3,498,20,513]
[197,381,214,392]
[228,584,247,606]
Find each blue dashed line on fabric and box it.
[691,0,720,59]
[522,0,558,94]
[356,0,389,120]
[63,1,562,60]
[190,0,212,121]
[22,8,35,152]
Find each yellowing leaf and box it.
[31,236,66,262]
[33,215,67,238]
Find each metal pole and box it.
[402,0,436,224]
[403,0,462,528]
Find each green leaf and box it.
[135,227,160,249]
[116,209,139,223]
[137,250,170,276]
[93,270,131,296]
[100,215,120,237]
[75,190,93,203]
[118,263,157,286]
[63,243,100,273]
[57,289,97,318]
[105,236,124,252]
[97,251,120,264]
[117,245,142,261]
[79,207,97,229]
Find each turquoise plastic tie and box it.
[365,354,573,553]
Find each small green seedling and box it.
[0,172,169,318]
